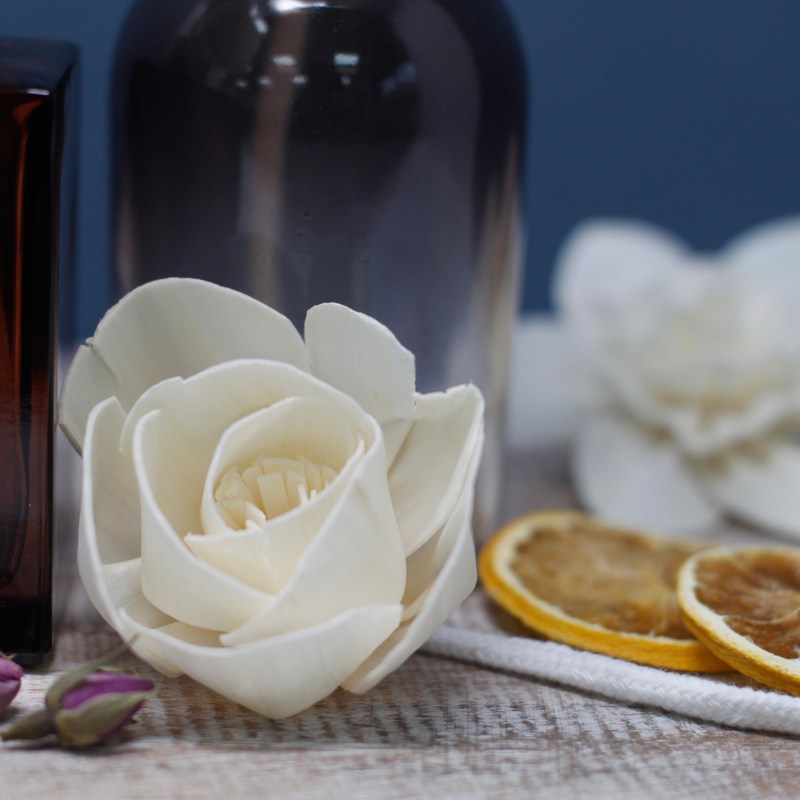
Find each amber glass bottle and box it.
[0,40,77,663]
[113,0,527,533]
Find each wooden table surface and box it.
[2,446,799,800]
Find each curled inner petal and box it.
[215,455,340,527]
[200,395,374,539]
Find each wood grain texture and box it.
[2,445,799,799]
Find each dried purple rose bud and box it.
[0,656,23,716]
[1,641,154,748]
[50,668,155,748]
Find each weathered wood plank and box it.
[2,444,799,799]
[4,616,800,800]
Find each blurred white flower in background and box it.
[509,217,800,537]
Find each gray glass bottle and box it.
[113,0,527,534]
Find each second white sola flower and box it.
[515,217,800,537]
[60,279,483,718]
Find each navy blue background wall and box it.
[3,0,800,339]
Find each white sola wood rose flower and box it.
[60,279,483,718]
[512,217,800,537]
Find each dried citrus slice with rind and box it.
[479,510,728,672]
[677,546,800,694]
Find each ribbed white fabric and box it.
[424,625,800,735]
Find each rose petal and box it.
[305,303,416,424]
[724,218,800,361]
[388,384,483,555]
[190,395,378,593]
[725,216,800,309]
[220,431,405,645]
[118,360,357,461]
[133,409,273,632]
[185,528,282,595]
[697,439,800,539]
[121,604,403,719]
[507,315,606,448]
[553,219,687,330]
[399,436,482,615]
[81,398,141,564]
[60,278,309,453]
[79,398,180,675]
[342,444,480,694]
[61,672,155,711]
[381,418,414,469]
[79,398,145,626]
[573,411,720,531]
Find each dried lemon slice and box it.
[479,511,728,671]
[677,546,800,693]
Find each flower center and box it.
[214,455,339,529]
[606,273,799,412]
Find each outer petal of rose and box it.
[120,604,403,719]
[553,218,687,330]
[725,216,800,310]
[342,441,481,694]
[79,397,147,625]
[220,429,405,645]
[191,395,380,594]
[697,439,800,539]
[507,314,606,448]
[305,303,416,425]
[132,409,273,632]
[387,384,483,555]
[60,278,309,453]
[573,411,720,532]
[79,397,182,675]
[381,418,414,469]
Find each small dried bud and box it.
[1,640,154,748]
[0,656,22,716]
[52,670,154,748]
